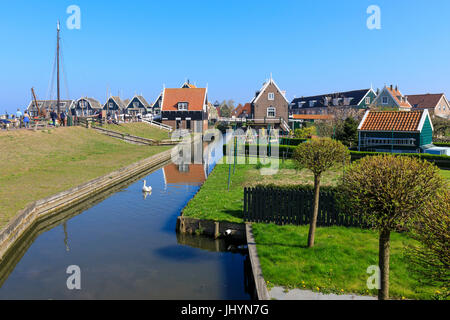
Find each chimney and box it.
[390,84,393,90]
[395,85,398,91]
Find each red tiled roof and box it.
[232,103,252,117]
[161,88,207,112]
[360,110,423,132]
[386,87,411,108]
[163,163,206,185]
[292,114,333,120]
[406,93,443,109]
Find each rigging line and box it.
[46,45,57,101]
[60,39,70,100]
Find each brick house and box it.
[161,86,208,133]
[248,78,290,132]
[290,88,376,115]
[406,93,450,119]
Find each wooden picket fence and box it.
[243,187,369,228]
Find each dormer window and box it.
[178,102,188,111]
[268,93,275,100]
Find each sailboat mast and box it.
[57,21,61,115]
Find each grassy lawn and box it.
[182,158,343,222]
[101,122,172,141]
[183,157,447,300]
[440,169,450,181]
[0,127,171,229]
[252,224,439,300]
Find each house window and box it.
[268,93,275,100]
[109,102,114,108]
[365,97,371,104]
[267,107,276,118]
[178,102,188,111]
[382,97,388,105]
[133,101,139,108]
[443,105,446,111]
[309,100,316,107]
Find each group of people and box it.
[49,110,69,127]
[1,109,31,129]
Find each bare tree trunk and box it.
[378,228,391,300]
[308,175,321,247]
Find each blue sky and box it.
[0,0,449,113]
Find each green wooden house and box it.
[357,109,433,153]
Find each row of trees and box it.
[293,138,449,300]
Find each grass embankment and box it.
[0,127,171,229]
[101,122,171,141]
[183,158,448,299]
[252,224,437,300]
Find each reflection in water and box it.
[0,134,253,300]
[63,223,70,252]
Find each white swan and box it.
[142,180,152,193]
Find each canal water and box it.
[0,135,254,299]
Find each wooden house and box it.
[125,95,150,115]
[26,100,75,117]
[161,86,208,133]
[357,109,433,153]
[103,96,127,114]
[372,85,412,111]
[72,97,102,116]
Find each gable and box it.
[253,79,289,104]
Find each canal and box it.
[0,134,254,299]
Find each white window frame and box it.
[133,101,139,108]
[268,92,275,101]
[267,107,276,118]
[382,96,388,105]
[365,97,371,104]
[178,102,188,111]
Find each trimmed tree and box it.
[406,188,450,299]
[293,138,350,247]
[338,155,445,300]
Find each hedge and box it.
[433,142,450,147]
[223,144,450,169]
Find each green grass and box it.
[182,158,343,222]
[101,122,172,141]
[440,169,450,181]
[252,224,440,300]
[0,127,171,229]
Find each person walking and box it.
[16,109,23,128]
[60,111,66,127]
[50,110,57,127]
[23,111,30,128]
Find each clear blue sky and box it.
[1,0,449,113]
